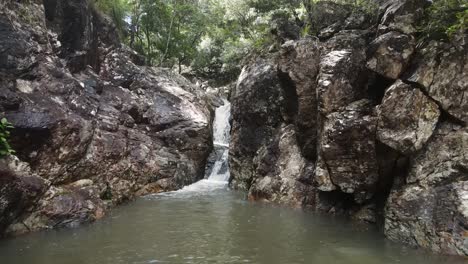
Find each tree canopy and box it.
[94,0,467,83]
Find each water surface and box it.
[0,184,465,264]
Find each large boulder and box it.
[366,31,415,80]
[405,38,468,124]
[229,59,287,190]
[279,39,320,159]
[317,48,367,115]
[377,80,440,154]
[385,124,468,255]
[319,100,379,203]
[248,125,315,207]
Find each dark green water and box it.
[0,182,465,264]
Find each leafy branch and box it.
[0,118,15,157]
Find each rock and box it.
[315,156,336,192]
[67,179,94,188]
[377,80,440,154]
[229,59,287,190]
[279,39,320,159]
[385,181,468,256]
[366,31,415,80]
[248,125,315,207]
[385,124,468,255]
[308,2,350,36]
[0,157,46,235]
[405,38,468,124]
[407,124,468,187]
[319,100,379,203]
[377,0,429,35]
[204,145,228,179]
[6,184,105,235]
[317,48,367,115]
[271,19,301,43]
[321,30,371,53]
[0,3,48,76]
[352,204,377,223]
[0,0,213,236]
[227,0,468,256]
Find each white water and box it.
[208,99,231,182]
[164,100,231,195]
[212,99,231,148]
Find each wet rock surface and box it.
[0,0,212,235]
[229,0,468,256]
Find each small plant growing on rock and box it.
[0,118,15,157]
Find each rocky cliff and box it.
[229,0,468,256]
[0,0,213,236]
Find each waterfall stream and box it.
[207,99,231,182]
[164,99,231,194]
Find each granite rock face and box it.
[366,31,415,80]
[279,39,320,159]
[385,124,468,256]
[320,100,379,203]
[248,125,315,207]
[229,59,287,191]
[377,80,440,154]
[0,157,46,234]
[229,0,468,256]
[406,39,468,124]
[0,0,212,235]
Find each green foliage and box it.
[305,0,378,14]
[421,0,467,40]
[0,118,15,158]
[191,0,304,80]
[126,0,213,69]
[98,0,381,83]
[94,0,130,37]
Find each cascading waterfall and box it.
[165,99,231,194]
[207,99,231,182]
